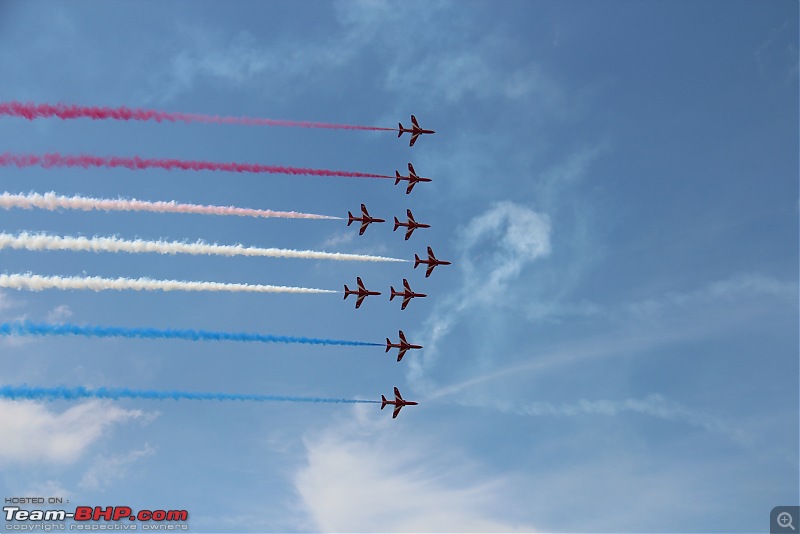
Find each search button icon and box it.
[778,512,795,531]
[773,507,800,533]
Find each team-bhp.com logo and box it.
[4,505,188,530]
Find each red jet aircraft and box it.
[414,246,452,278]
[395,163,432,194]
[389,278,427,310]
[343,277,381,309]
[393,209,430,240]
[385,330,423,362]
[381,387,419,418]
[347,203,385,235]
[397,115,435,147]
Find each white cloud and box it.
[152,0,411,103]
[627,273,798,318]
[151,0,563,112]
[534,143,608,213]
[408,201,551,392]
[22,480,71,502]
[80,443,157,491]
[319,230,355,249]
[459,201,551,297]
[0,400,146,465]
[427,270,796,439]
[293,409,538,532]
[46,304,73,323]
[0,291,14,312]
[484,394,751,445]
[386,49,564,108]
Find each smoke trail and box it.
[0,273,337,295]
[0,102,396,132]
[0,321,383,347]
[0,191,341,220]
[0,385,380,404]
[0,232,407,263]
[0,152,392,179]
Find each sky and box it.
[0,0,797,532]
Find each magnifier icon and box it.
[778,512,795,531]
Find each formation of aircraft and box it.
[389,278,427,310]
[347,204,385,235]
[385,330,423,362]
[393,209,430,240]
[414,246,451,278]
[349,116,436,418]
[397,114,435,147]
[381,387,418,418]
[343,277,381,309]
[395,163,432,194]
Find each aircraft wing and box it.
[359,221,368,235]
[425,264,435,277]
[409,133,419,147]
[394,387,403,400]
[355,294,365,309]
[427,246,435,259]
[405,227,414,240]
[406,181,416,194]
[392,405,402,418]
[407,209,414,221]
[411,115,420,128]
[401,296,410,310]
[357,277,366,291]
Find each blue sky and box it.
[0,1,797,532]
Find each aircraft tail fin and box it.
[381,395,387,409]
[414,254,421,268]
[395,170,402,185]
[398,123,403,137]
[343,285,350,298]
[385,339,391,352]
[389,287,396,300]
[347,212,354,226]
[393,217,400,231]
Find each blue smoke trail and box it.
[0,321,382,347]
[0,385,380,404]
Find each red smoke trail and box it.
[0,152,392,179]
[0,101,397,131]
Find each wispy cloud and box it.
[152,1,415,104]
[320,230,355,249]
[433,271,796,394]
[152,0,563,114]
[0,400,145,465]
[292,407,538,533]
[479,394,752,445]
[408,201,551,393]
[426,270,796,451]
[46,304,73,323]
[0,291,16,313]
[628,273,798,318]
[22,480,71,502]
[80,443,157,491]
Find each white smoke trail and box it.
[0,191,341,220]
[0,273,337,294]
[0,232,407,263]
